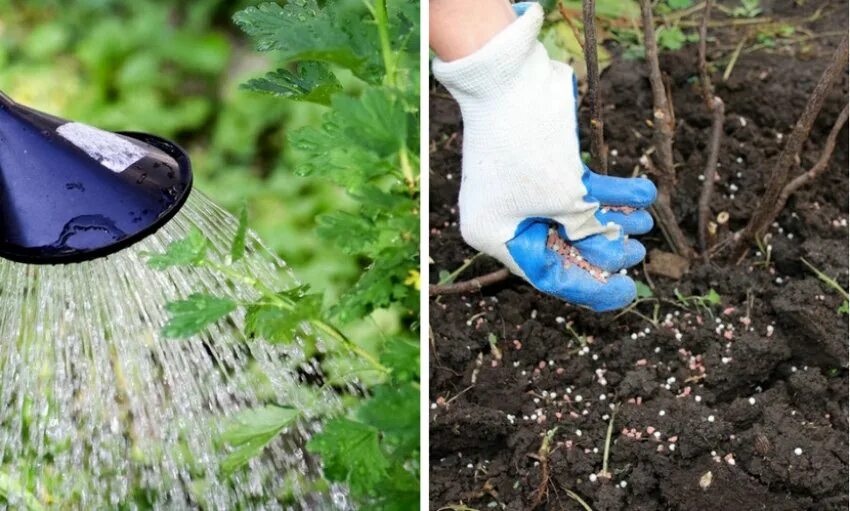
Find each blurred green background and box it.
[0,0,359,299]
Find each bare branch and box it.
[697,0,715,107]
[769,103,849,226]
[429,268,511,296]
[697,97,724,255]
[732,35,849,260]
[696,0,725,256]
[582,0,607,173]
[639,0,692,257]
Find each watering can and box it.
[0,91,193,264]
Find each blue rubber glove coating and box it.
[507,221,639,312]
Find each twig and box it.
[582,0,607,173]
[767,104,849,229]
[429,268,511,296]
[732,35,849,261]
[696,0,725,257]
[558,2,585,53]
[639,0,692,258]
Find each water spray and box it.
[0,93,347,509]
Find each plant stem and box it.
[801,258,850,300]
[437,253,483,285]
[732,35,848,260]
[581,0,607,174]
[639,0,692,258]
[208,260,389,374]
[600,404,618,478]
[562,487,593,511]
[696,0,725,257]
[429,268,510,296]
[373,0,396,88]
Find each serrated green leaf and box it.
[241,62,342,105]
[332,88,407,156]
[657,26,687,51]
[357,383,419,456]
[316,211,377,255]
[333,247,417,322]
[221,405,299,475]
[244,286,322,344]
[146,228,208,269]
[233,1,381,82]
[231,203,248,262]
[380,338,420,382]
[307,418,390,496]
[163,294,237,338]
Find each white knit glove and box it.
[432,2,656,311]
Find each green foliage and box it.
[244,287,323,344]
[657,26,690,51]
[666,0,693,9]
[146,228,209,269]
[240,62,343,105]
[162,293,237,338]
[220,405,300,475]
[729,0,762,18]
[674,288,722,316]
[635,281,655,299]
[234,1,421,508]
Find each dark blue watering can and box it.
[0,91,193,264]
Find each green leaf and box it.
[241,62,342,106]
[307,418,390,496]
[657,26,687,51]
[231,203,249,263]
[635,281,655,299]
[838,300,848,315]
[221,405,299,475]
[244,286,322,344]
[163,294,237,338]
[332,88,408,155]
[316,211,377,255]
[666,0,693,9]
[704,289,721,306]
[357,383,419,456]
[146,228,208,269]
[233,1,381,82]
[380,338,420,382]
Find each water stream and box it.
[0,191,348,510]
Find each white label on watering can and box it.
[57,122,146,173]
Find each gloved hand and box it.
[432,2,657,311]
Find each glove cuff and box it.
[432,2,546,103]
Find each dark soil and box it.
[428,1,849,510]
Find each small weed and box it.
[674,288,721,317]
[438,504,480,511]
[801,258,849,314]
[562,487,593,511]
[438,253,483,285]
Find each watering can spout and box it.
[0,91,193,265]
